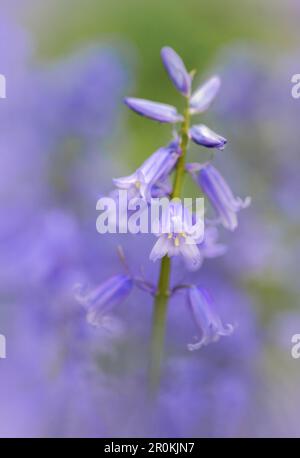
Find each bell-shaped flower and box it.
[190,75,221,114]
[186,162,251,231]
[187,286,234,351]
[161,46,191,96]
[190,124,227,150]
[113,140,180,201]
[124,97,183,123]
[149,201,204,271]
[74,274,133,327]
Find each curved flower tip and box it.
[161,46,191,96]
[190,75,221,114]
[190,124,227,150]
[124,97,183,123]
[188,163,250,231]
[74,274,133,327]
[187,286,234,351]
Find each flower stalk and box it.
[99,46,248,392]
[149,99,191,389]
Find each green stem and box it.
[149,99,190,390]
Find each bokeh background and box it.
[1,0,300,437]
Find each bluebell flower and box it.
[149,202,204,271]
[190,124,227,150]
[113,140,180,201]
[187,286,234,351]
[124,98,183,123]
[161,46,191,96]
[74,274,133,327]
[189,75,221,114]
[186,163,251,231]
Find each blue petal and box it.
[113,172,138,189]
[190,76,221,114]
[190,124,227,150]
[179,243,202,271]
[75,274,133,326]
[140,141,180,188]
[124,97,183,123]
[187,286,234,351]
[187,163,251,231]
[149,236,170,262]
[114,141,180,201]
[161,46,191,96]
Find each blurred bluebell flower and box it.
[186,162,251,230]
[75,274,133,327]
[198,226,227,260]
[187,286,234,350]
[189,75,221,114]
[190,124,227,150]
[113,139,180,201]
[161,46,191,96]
[124,97,184,123]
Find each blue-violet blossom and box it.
[186,162,251,231]
[75,274,133,327]
[124,98,183,123]
[187,286,234,351]
[150,202,204,271]
[113,140,180,201]
[161,46,191,96]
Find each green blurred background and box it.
[19,0,299,166]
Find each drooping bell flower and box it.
[74,274,133,327]
[113,140,180,201]
[187,286,234,351]
[186,162,251,231]
[161,46,191,96]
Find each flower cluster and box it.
[79,47,250,352]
